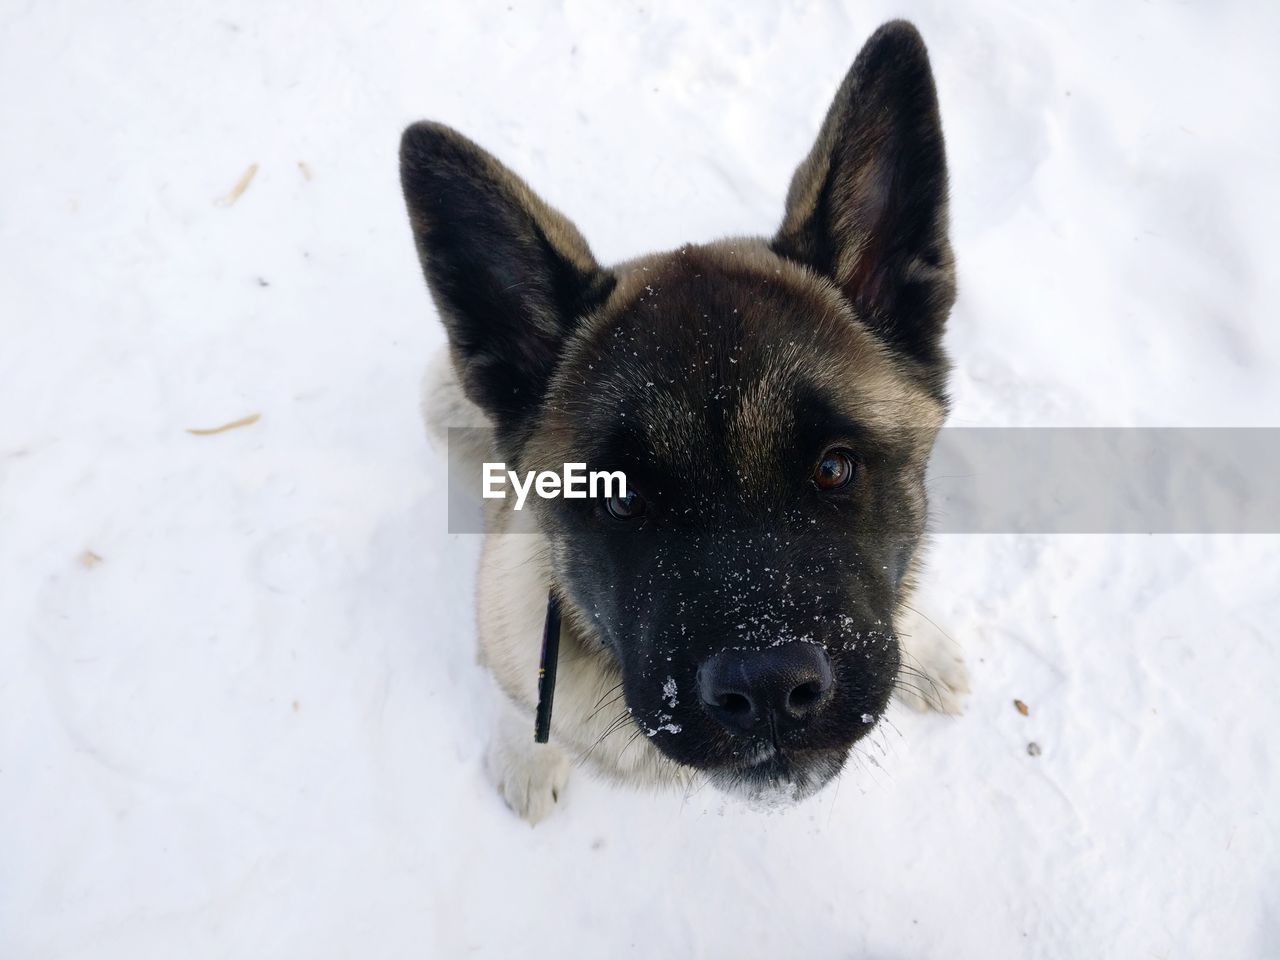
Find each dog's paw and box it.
[895,651,970,714]
[486,742,570,826]
[894,612,970,715]
[485,712,571,826]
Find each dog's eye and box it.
[606,489,646,520]
[813,448,857,491]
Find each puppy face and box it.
[401,21,955,800]
[526,244,944,797]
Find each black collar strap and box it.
[533,590,562,743]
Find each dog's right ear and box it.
[400,123,613,444]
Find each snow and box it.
[2,1,1278,957]
[662,676,678,707]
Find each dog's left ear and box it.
[773,21,954,371]
[400,122,613,446]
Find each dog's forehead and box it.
[540,242,941,489]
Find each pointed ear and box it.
[772,21,954,371]
[400,122,614,441]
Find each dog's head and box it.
[401,22,954,801]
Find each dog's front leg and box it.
[485,699,571,826]
[893,607,970,715]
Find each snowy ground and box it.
[3,1,1278,957]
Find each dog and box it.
[400,20,968,824]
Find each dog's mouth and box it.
[705,743,847,807]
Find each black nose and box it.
[698,642,835,735]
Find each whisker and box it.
[617,726,647,762]
[591,680,625,710]
[583,691,627,724]
[900,602,960,647]
[893,676,943,710]
[576,710,633,766]
[896,653,945,705]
